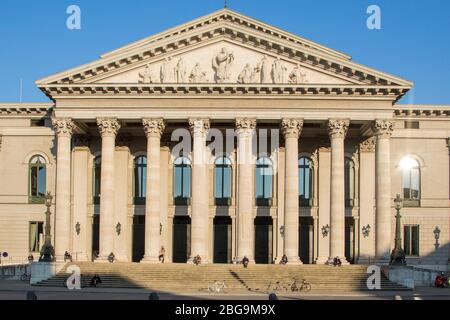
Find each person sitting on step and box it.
[280,254,288,265]
[64,251,72,262]
[242,256,249,268]
[333,256,342,267]
[90,274,102,287]
[193,254,202,265]
[159,246,166,263]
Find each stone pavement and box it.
[0,280,449,300]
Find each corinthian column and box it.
[373,120,394,261]
[236,118,256,262]
[52,118,75,261]
[189,118,210,263]
[97,118,121,261]
[328,119,349,264]
[141,118,165,263]
[281,118,303,264]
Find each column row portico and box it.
[50,116,395,265]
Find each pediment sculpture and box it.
[135,48,309,85]
[189,63,208,83]
[212,47,235,83]
[138,64,153,84]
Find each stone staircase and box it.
[33,262,411,293]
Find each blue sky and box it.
[0,0,449,104]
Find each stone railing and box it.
[0,264,29,280]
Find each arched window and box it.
[400,156,420,206]
[134,155,147,205]
[215,156,232,206]
[174,156,191,205]
[93,156,101,205]
[298,157,313,207]
[345,158,355,208]
[256,157,273,206]
[29,155,46,203]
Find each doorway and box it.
[132,215,145,262]
[172,216,191,263]
[254,216,273,264]
[213,216,232,263]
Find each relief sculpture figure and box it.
[212,47,234,83]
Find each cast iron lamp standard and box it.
[390,194,406,265]
[39,192,55,262]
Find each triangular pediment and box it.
[36,8,412,97]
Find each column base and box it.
[141,256,161,264]
[286,256,303,265]
[315,256,329,265]
[187,255,210,264]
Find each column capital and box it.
[188,118,210,135]
[235,118,256,132]
[360,136,376,153]
[97,118,121,137]
[281,118,304,139]
[327,119,349,139]
[52,118,75,137]
[142,118,165,138]
[372,119,394,138]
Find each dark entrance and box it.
[92,215,99,260]
[299,217,314,264]
[254,216,273,264]
[132,215,145,262]
[213,216,232,263]
[345,217,355,264]
[172,216,191,263]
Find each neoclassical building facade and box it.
[0,9,449,268]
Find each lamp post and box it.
[390,194,406,265]
[39,192,55,262]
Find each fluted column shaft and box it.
[282,118,303,264]
[189,119,210,262]
[328,119,349,263]
[97,118,120,260]
[52,118,75,260]
[236,118,256,261]
[373,120,394,260]
[142,119,165,263]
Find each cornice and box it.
[394,106,450,118]
[0,103,53,116]
[39,84,409,100]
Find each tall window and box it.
[93,156,101,205]
[174,156,191,205]
[215,156,232,206]
[298,157,313,207]
[345,158,355,207]
[29,155,46,203]
[134,155,147,205]
[404,225,420,256]
[400,156,420,206]
[29,222,44,252]
[256,157,273,206]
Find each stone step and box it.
[34,262,409,292]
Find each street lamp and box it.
[39,192,55,262]
[390,194,406,265]
[433,226,441,250]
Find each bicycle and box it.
[208,281,227,294]
[20,272,31,282]
[266,281,284,293]
[289,278,311,292]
